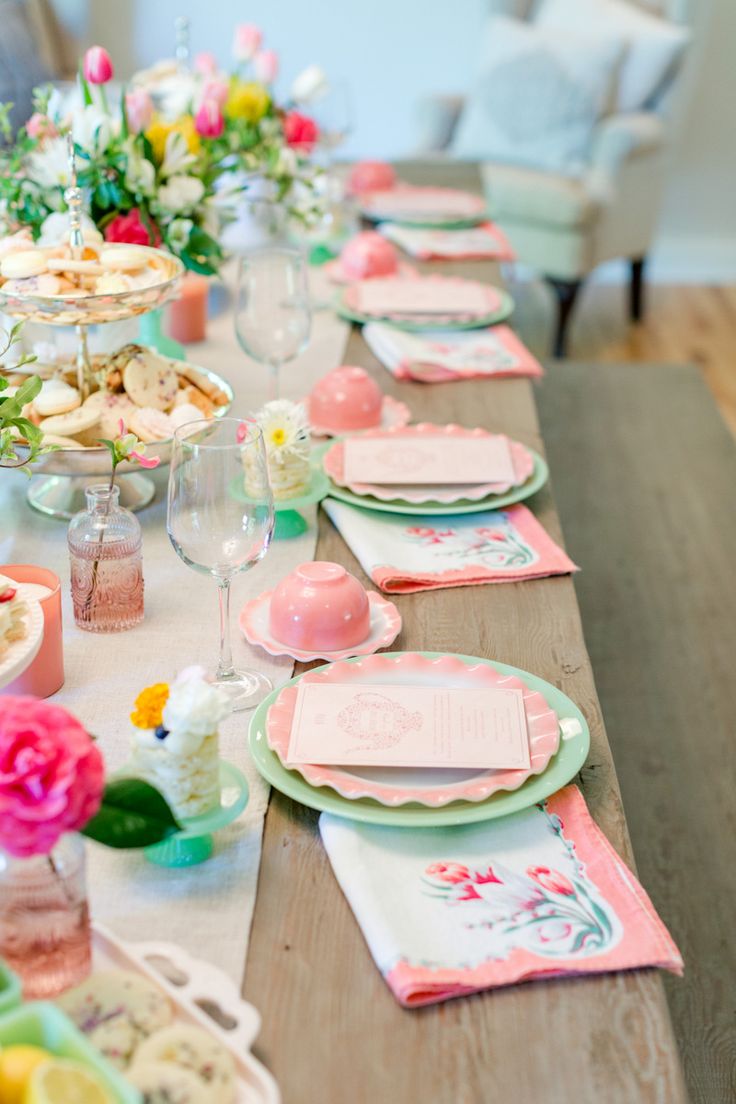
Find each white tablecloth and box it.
[0,266,349,981]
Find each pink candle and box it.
[168,272,210,344]
[1,565,64,698]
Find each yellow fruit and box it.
[23,1058,114,1104]
[0,1046,51,1104]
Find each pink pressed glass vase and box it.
[0,833,92,999]
[67,484,144,632]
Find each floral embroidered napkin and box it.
[322,499,577,593]
[319,785,683,1007]
[379,221,516,262]
[363,322,543,383]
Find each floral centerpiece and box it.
[0,26,324,271]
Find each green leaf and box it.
[119,87,129,140]
[81,778,181,849]
[78,66,93,107]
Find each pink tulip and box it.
[253,48,279,84]
[233,23,262,62]
[125,88,154,133]
[527,865,575,896]
[283,110,318,151]
[26,113,58,140]
[195,98,224,138]
[194,51,218,76]
[201,78,229,109]
[425,861,472,885]
[83,44,114,85]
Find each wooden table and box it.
[243,165,687,1103]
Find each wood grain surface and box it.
[540,362,736,1104]
[243,165,687,1103]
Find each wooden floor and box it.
[509,279,736,434]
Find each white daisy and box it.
[255,399,310,458]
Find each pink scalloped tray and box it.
[265,653,561,807]
[239,589,402,662]
[322,423,535,504]
[344,275,502,326]
[308,394,411,439]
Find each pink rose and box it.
[26,113,58,140]
[105,208,161,247]
[83,45,114,85]
[194,51,218,76]
[233,23,262,62]
[0,697,105,857]
[125,89,154,133]
[283,111,318,152]
[195,98,224,138]
[347,160,397,196]
[253,48,279,84]
[527,865,575,896]
[202,79,229,109]
[426,861,472,884]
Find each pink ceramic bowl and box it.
[308,365,383,431]
[339,232,398,280]
[347,160,397,196]
[269,562,371,651]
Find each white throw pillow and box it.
[451,16,624,176]
[535,0,690,112]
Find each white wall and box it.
[55,0,736,281]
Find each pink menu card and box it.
[286,682,531,769]
[355,279,490,317]
[342,435,515,485]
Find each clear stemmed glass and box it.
[167,417,274,711]
[234,247,311,401]
[313,80,353,157]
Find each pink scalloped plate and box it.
[265,653,561,807]
[239,589,402,662]
[344,275,502,326]
[359,186,487,224]
[322,423,534,503]
[308,395,411,439]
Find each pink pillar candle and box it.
[168,272,210,344]
[1,565,64,698]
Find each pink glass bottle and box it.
[67,484,144,632]
[0,833,92,998]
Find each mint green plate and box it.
[335,288,514,333]
[323,448,548,516]
[248,652,589,827]
[366,214,488,230]
[0,1003,140,1103]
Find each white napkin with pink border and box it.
[379,221,516,262]
[364,323,543,382]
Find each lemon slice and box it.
[24,1059,115,1104]
[0,1045,51,1104]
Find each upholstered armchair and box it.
[415,0,689,356]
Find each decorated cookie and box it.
[127,1061,212,1104]
[129,406,176,443]
[39,407,101,444]
[58,969,173,1068]
[34,379,81,417]
[38,433,84,449]
[2,273,63,297]
[0,250,48,279]
[132,1025,236,1104]
[83,391,138,439]
[123,350,179,411]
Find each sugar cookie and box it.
[127,1062,212,1104]
[34,379,81,417]
[83,391,138,438]
[100,246,151,271]
[46,258,106,275]
[39,407,101,444]
[132,1024,236,1104]
[123,350,179,411]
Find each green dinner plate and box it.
[335,288,515,333]
[247,652,590,828]
[323,448,548,516]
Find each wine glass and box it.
[167,418,274,711]
[234,247,311,400]
[313,80,353,156]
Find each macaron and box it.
[129,406,176,442]
[123,350,179,411]
[2,274,62,297]
[34,379,81,417]
[1,250,47,279]
[100,246,151,271]
[169,402,207,435]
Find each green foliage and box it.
[0,324,55,471]
[81,778,181,849]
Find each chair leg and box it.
[630,257,646,322]
[545,277,583,358]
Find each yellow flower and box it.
[145,115,200,163]
[131,683,170,729]
[269,428,286,447]
[225,80,270,123]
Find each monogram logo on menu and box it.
[337,692,423,750]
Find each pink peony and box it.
[26,113,58,141]
[83,45,114,85]
[194,51,218,76]
[125,89,154,133]
[283,111,319,152]
[201,78,229,108]
[253,48,279,84]
[426,861,472,884]
[233,23,262,62]
[0,697,105,857]
[347,160,397,196]
[195,98,224,138]
[527,865,575,896]
[104,208,161,247]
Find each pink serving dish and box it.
[308,365,384,431]
[339,232,399,280]
[269,562,371,651]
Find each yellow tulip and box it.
[145,115,201,163]
[225,80,270,123]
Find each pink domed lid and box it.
[340,232,398,280]
[308,365,383,431]
[348,160,397,196]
